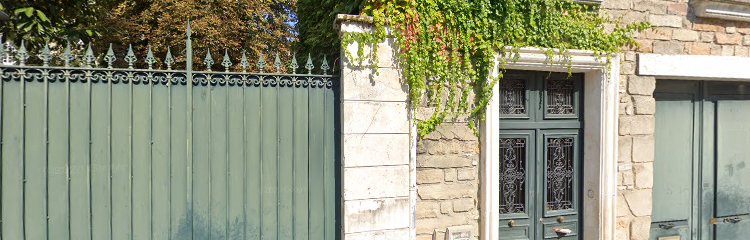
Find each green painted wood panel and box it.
[244,86,262,239]
[278,85,294,239]
[69,80,91,240]
[24,80,47,240]
[324,87,336,239]
[169,84,190,240]
[226,85,244,239]
[132,83,152,240]
[293,86,309,240]
[308,87,325,240]
[192,85,210,240]
[152,83,170,239]
[2,80,23,240]
[209,85,228,239]
[261,84,278,240]
[111,82,132,240]
[714,100,750,239]
[91,79,112,240]
[46,81,70,240]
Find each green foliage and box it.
[344,0,650,138]
[296,0,363,58]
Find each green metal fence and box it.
[0,23,338,240]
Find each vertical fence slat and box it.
[308,87,325,240]
[278,83,294,239]
[169,83,189,239]
[69,78,92,240]
[132,83,152,240]
[227,85,244,239]
[191,84,210,240]
[209,84,228,239]
[244,85,261,239]
[24,80,46,240]
[324,86,336,240]
[293,85,310,240]
[152,83,170,239]
[261,81,278,240]
[47,80,70,240]
[91,79,111,240]
[111,82,132,240]
[1,80,23,240]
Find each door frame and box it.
[481,48,621,240]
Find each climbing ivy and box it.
[341,0,649,138]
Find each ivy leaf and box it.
[36,10,49,22]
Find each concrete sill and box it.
[695,0,750,22]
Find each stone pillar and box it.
[337,15,416,239]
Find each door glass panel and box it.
[499,138,527,214]
[546,137,574,211]
[715,100,750,217]
[546,78,575,115]
[499,78,527,116]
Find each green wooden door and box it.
[654,80,750,240]
[497,71,583,240]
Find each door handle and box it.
[724,216,743,224]
[658,223,675,229]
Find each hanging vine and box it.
[341,0,649,138]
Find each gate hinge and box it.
[710,217,718,225]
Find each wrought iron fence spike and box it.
[0,36,4,65]
[240,50,249,73]
[39,42,51,67]
[289,52,299,74]
[125,44,137,69]
[164,47,174,70]
[257,53,266,73]
[104,43,116,69]
[321,55,330,75]
[84,43,96,68]
[221,49,232,72]
[146,45,156,70]
[304,53,314,75]
[186,20,192,38]
[204,48,214,71]
[62,42,74,67]
[274,52,282,73]
[16,40,29,66]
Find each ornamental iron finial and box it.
[164,47,174,70]
[146,45,156,69]
[125,44,137,69]
[15,40,28,66]
[39,42,52,67]
[2,38,15,65]
[62,42,75,67]
[289,53,299,74]
[274,52,282,73]
[239,50,249,72]
[84,43,96,67]
[257,53,266,73]
[204,48,214,71]
[0,36,4,64]
[321,55,330,75]
[104,43,116,68]
[221,49,232,72]
[304,53,314,74]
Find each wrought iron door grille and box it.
[546,78,575,115]
[546,137,574,211]
[499,78,526,115]
[499,138,527,214]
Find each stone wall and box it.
[602,0,749,239]
[415,122,480,240]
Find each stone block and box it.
[619,115,655,135]
[418,182,475,200]
[417,154,475,168]
[604,0,631,10]
[344,165,410,200]
[619,136,633,163]
[636,39,653,53]
[693,19,724,32]
[418,169,445,184]
[342,36,400,68]
[641,27,672,40]
[423,123,476,140]
[716,33,742,45]
[632,135,655,163]
[736,46,750,56]
[615,217,632,240]
[722,45,735,56]
[631,216,652,240]
[689,42,711,55]
[617,194,632,217]
[648,14,682,28]
[727,26,738,34]
[457,168,476,181]
[667,3,688,15]
[453,198,474,212]
[441,202,452,214]
[634,1,667,14]
[745,36,750,46]
[627,75,655,95]
[342,67,407,101]
[417,201,440,219]
[634,163,654,189]
[344,197,410,233]
[652,41,684,54]
[632,96,655,115]
[445,169,457,182]
[672,29,699,41]
[346,228,410,240]
[624,189,652,217]
[344,134,410,167]
[701,32,715,42]
[343,101,409,134]
[621,170,635,186]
